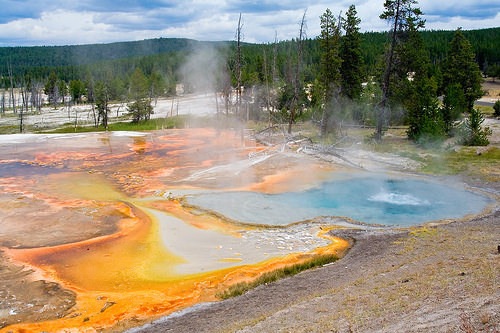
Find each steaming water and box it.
[188,173,493,226]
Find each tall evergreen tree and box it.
[58,80,68,105]
[377,0,425,139]
[69,79,86,104]
[95,81,110,129]
[442,29,483,114]
[127,68,153,123]
[319,8,342,136]
[340,5,364,101]
[403,22,444,143]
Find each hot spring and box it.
[0,129,494,332]
[187,172,493,226]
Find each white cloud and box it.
[425,12,500,31]
[0,10,119,45]
[0,0,498,46]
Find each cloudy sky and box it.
[0,0,498,46]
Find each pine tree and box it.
[319,8,342,136]
[493,100,500,117]
[69,79,86,104]
[44,72,59,105]
[95,81,110,129]
[58,80,68,105]
[459,108,492,146]
[340,5,364,101]
[128,68,153,123]
[442,29,483,113]
[403,22,444,143]
[377,0,425,139]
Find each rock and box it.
[100,301,116,313]
[475,147,490,155]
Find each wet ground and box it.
[0,126,497,332]
[0,128,349,332]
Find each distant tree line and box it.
[0,6,496,142]
[1,27,498,84]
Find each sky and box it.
[0,0,498,47]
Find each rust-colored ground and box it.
[0,129,348,332]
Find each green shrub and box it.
[493,100,500,117]
[458,108,492,146]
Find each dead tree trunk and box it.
[19,104,23,133]
[18,79,25,133]
[235,13,245,144]
[31,82,43,113]
[1,89,5,114]
[214,92,219,115]
[288,10,307,134]
[263,47,271,123]
[235,13,243,119]
[272,31,278,84]
[8,61,16,114]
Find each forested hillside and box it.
[1,25,498,141]
[1,27,498,85]
[0,38,222,76]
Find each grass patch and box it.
[108,116,185,131]
[409,227,439,238]
[0,125,22,134]
[421,146,500,180]
[39,116,186,134]
[475,104,494,115]
[216,254,339,300]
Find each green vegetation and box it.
[2,28,499,84]
[442,29,484,114]
[377,0,425,140]
[421,147,500,180]
[0,5,496,144]
[457,108,492,146]
[403,21,444,144]
[340,5,364,102]
[318,8,342,136]
[40,116,185,134]
[216,254,339,300]
[127,68,153,123]
[0,125,21,135]
[493,100,500,117]
[95,81,111,129]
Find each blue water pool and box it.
[188,173,493,226]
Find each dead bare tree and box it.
[235,13,243,118]
[272,31,278,84]
[22,85,29,113]
[234,13,246,144]
[19,100,23,133]
[288,10,307,134]
[1,89,5,114]
[30,82,43,113]
[220,60,233,116]
[263,46,271,123]
[7,61,16,114]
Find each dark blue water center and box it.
[188,173,493,226]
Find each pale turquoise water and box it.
[188,173,493,226]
